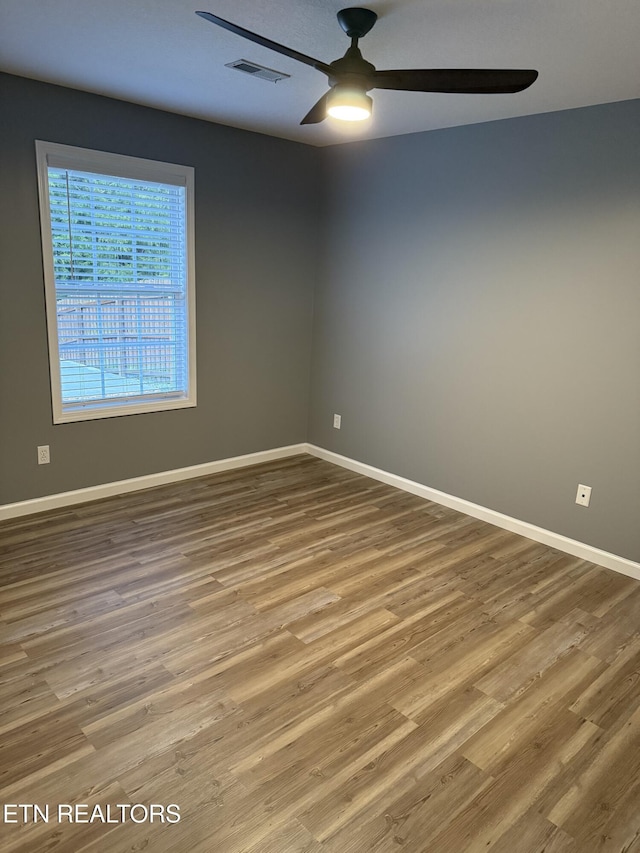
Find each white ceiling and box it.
[1,0,639,146]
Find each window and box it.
[36,141,196,423]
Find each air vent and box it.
[225,60,290,83]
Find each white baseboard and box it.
[3,441,638,583]
[306,444,640,582]
[0,444,308,522]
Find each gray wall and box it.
[1,72,638,563]
[0,73,320,504]
[310,101,640,562]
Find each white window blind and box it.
[36,142,196,423]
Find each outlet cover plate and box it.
[576,484,592,507]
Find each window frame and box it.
[35,140,197,424]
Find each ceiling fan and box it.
[196,7,538,125]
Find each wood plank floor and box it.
[1,455,640,852]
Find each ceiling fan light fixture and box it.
[196,9,539,129]
[327,85,372,121]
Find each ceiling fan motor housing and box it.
[329,46,376,90]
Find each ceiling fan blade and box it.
[372,68,538,94]
[196,11,334,76]
[300,93,329,125]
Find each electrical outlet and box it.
[37,445,50,465]
[333,413,342,429]
[575,484,591,507]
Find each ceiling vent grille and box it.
[225,60,290,83]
